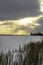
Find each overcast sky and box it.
[0,0,43,34]
[0,0,40,20]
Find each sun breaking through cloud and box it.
[0,0,43,35]
[0,15,41,35]
[40,0,43,13]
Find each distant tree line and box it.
[31,32,43,36]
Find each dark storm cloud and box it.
[33,17,43,33]
[33,25,43,33]
[0,0,40,20]
[38,17,43,25]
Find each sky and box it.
[0,0,43,35]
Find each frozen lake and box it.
[0,36,43,51]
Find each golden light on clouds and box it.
[0,0,43,35]
[15,30,29,35]
[17,18,34,26]
[0,15,41,35]
[40,0,43,12]
[16,16,41,26]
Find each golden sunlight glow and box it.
[40,0,43,12]
[16,15,42,26]
[16,17,40,26]
[34,23,40,26]
[0,15,42,35]
[16,30,29,35]
[0,0,43,35]
[17,18,33,26]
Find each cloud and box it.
[33,17,43,33]
[0,15,42,35]
[12,25,29,32]
[0,16,41,35]
[12,21,40,34]
[37,17,43,25]
[0,0,40,20]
